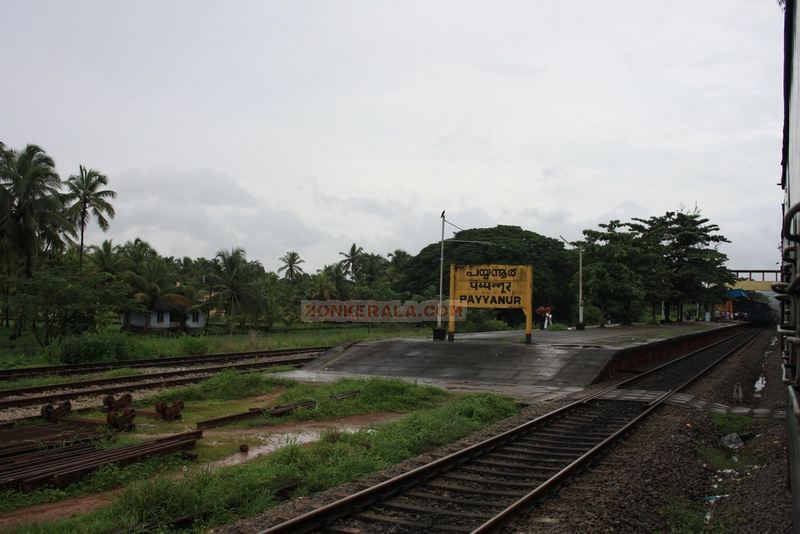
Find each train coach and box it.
[778,1,800,530]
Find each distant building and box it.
[121,309,206,331]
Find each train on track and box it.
[779,1,800,530]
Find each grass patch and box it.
[658,496,739,533]
[241,377,447,427]
[17,394,517,533]
[658,497,706,533]
[711,414,753,436]
[154,370,287,402]
[698,445,751,471]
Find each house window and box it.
[156,310,165,323]
[191,311,200,323]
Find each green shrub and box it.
[582,304,604,326]
[460,309,510,333]
[155,370,284,402]
[59,332,135,364]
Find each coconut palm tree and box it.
[323,263,351,300]
[210,247,261,318]
[339,243,364,281]
[278,251,305,283]
[121,238,157,271]
[65,165,116,272]
[88,239,128,275]
[307,272,338,300]
[0,144,71,278]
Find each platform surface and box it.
[279,323,723,402]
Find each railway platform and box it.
[278,323,736,402]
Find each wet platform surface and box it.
[279,324,723,402]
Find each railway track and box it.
[0,351,323,411]
[0,346,332,381]
[260,328,758,533]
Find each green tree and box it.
[307,271,338,300]
[88,239,129,276]
[582,220,645,324]
[642,210,733,320]
[4,266,132,346]
[339,243,364,281]
[64,165,116,272]
[210,247,262,319]
[0,144,74,339]
[0,144,72,278]
[278,251,305,283]
[322,263,351,300]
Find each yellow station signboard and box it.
[448,264,534,343]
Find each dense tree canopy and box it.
[1,140,739,345]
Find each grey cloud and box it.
[102,167,329,269]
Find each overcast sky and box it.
[0,1,785,272]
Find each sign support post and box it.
[447,264,456,342]
[525,269,533,344]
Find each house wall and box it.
[186,311,206,328]
[122,310,206,329]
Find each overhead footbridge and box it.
[729,269,780,292]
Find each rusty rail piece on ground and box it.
[330,390,360,401]
[137,400,185,422]
[0,430,203,491]
[0,346,332,382]
[106,408,137,431]
[196,400,318,430]
[41,400,72,421]
[259,328,760,534]
[0,423,105,459]
[0,354,317,410]
[155,400,185,420]
[40,400,133,431]
[102,393,133,412]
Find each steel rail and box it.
[0,355,316,410]
[0,346,332,381]
[259,328,759,534]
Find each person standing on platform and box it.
[544,305,552,329]
[536,305,546,330]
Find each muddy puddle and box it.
[208,413,406,468]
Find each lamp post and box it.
[434,211,446,340]
[560,235,585,330]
